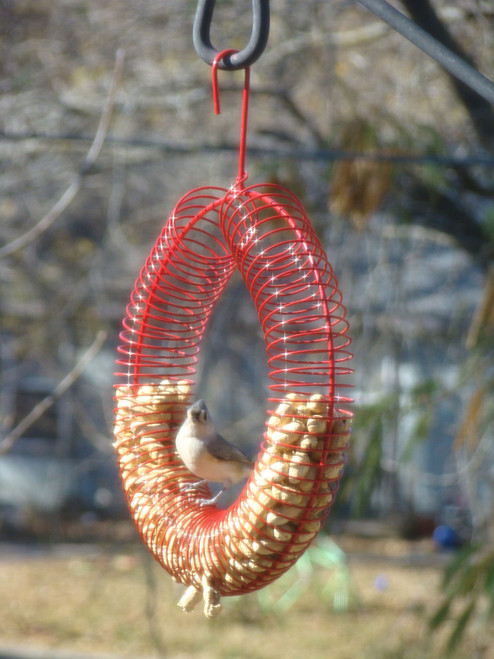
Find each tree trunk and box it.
[401,0,494,149]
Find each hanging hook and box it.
[212,49,250,185]
[193,0,270,71]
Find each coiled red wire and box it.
[114,181,352,598]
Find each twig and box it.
[142,552,167,655]
[0,329,107,456]
[262,21,388,67]
[0,49,125,259]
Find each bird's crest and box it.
[189,399,209,424]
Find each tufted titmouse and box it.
[175,399,254,505]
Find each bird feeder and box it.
[114,17,352,618]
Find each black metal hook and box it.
[193,0,270,71]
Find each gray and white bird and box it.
[175,399,254,505]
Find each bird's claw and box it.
[197,498,218,507]
[180,480,206,492]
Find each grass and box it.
[0,534,491,659]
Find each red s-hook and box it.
[212,49,251,187]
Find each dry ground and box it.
[1,534,491,659]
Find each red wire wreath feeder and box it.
[114,54,352,618]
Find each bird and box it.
[175,399,254,506]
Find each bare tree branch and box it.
[0,330,108,456]
[0,48,125,259]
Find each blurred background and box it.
[1,0,494,657]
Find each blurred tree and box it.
[401,0,494,147]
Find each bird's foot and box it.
[180,480,207,492]
[196,498,217,507]
[196,489,225,507]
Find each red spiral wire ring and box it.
[114,182,352,614]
